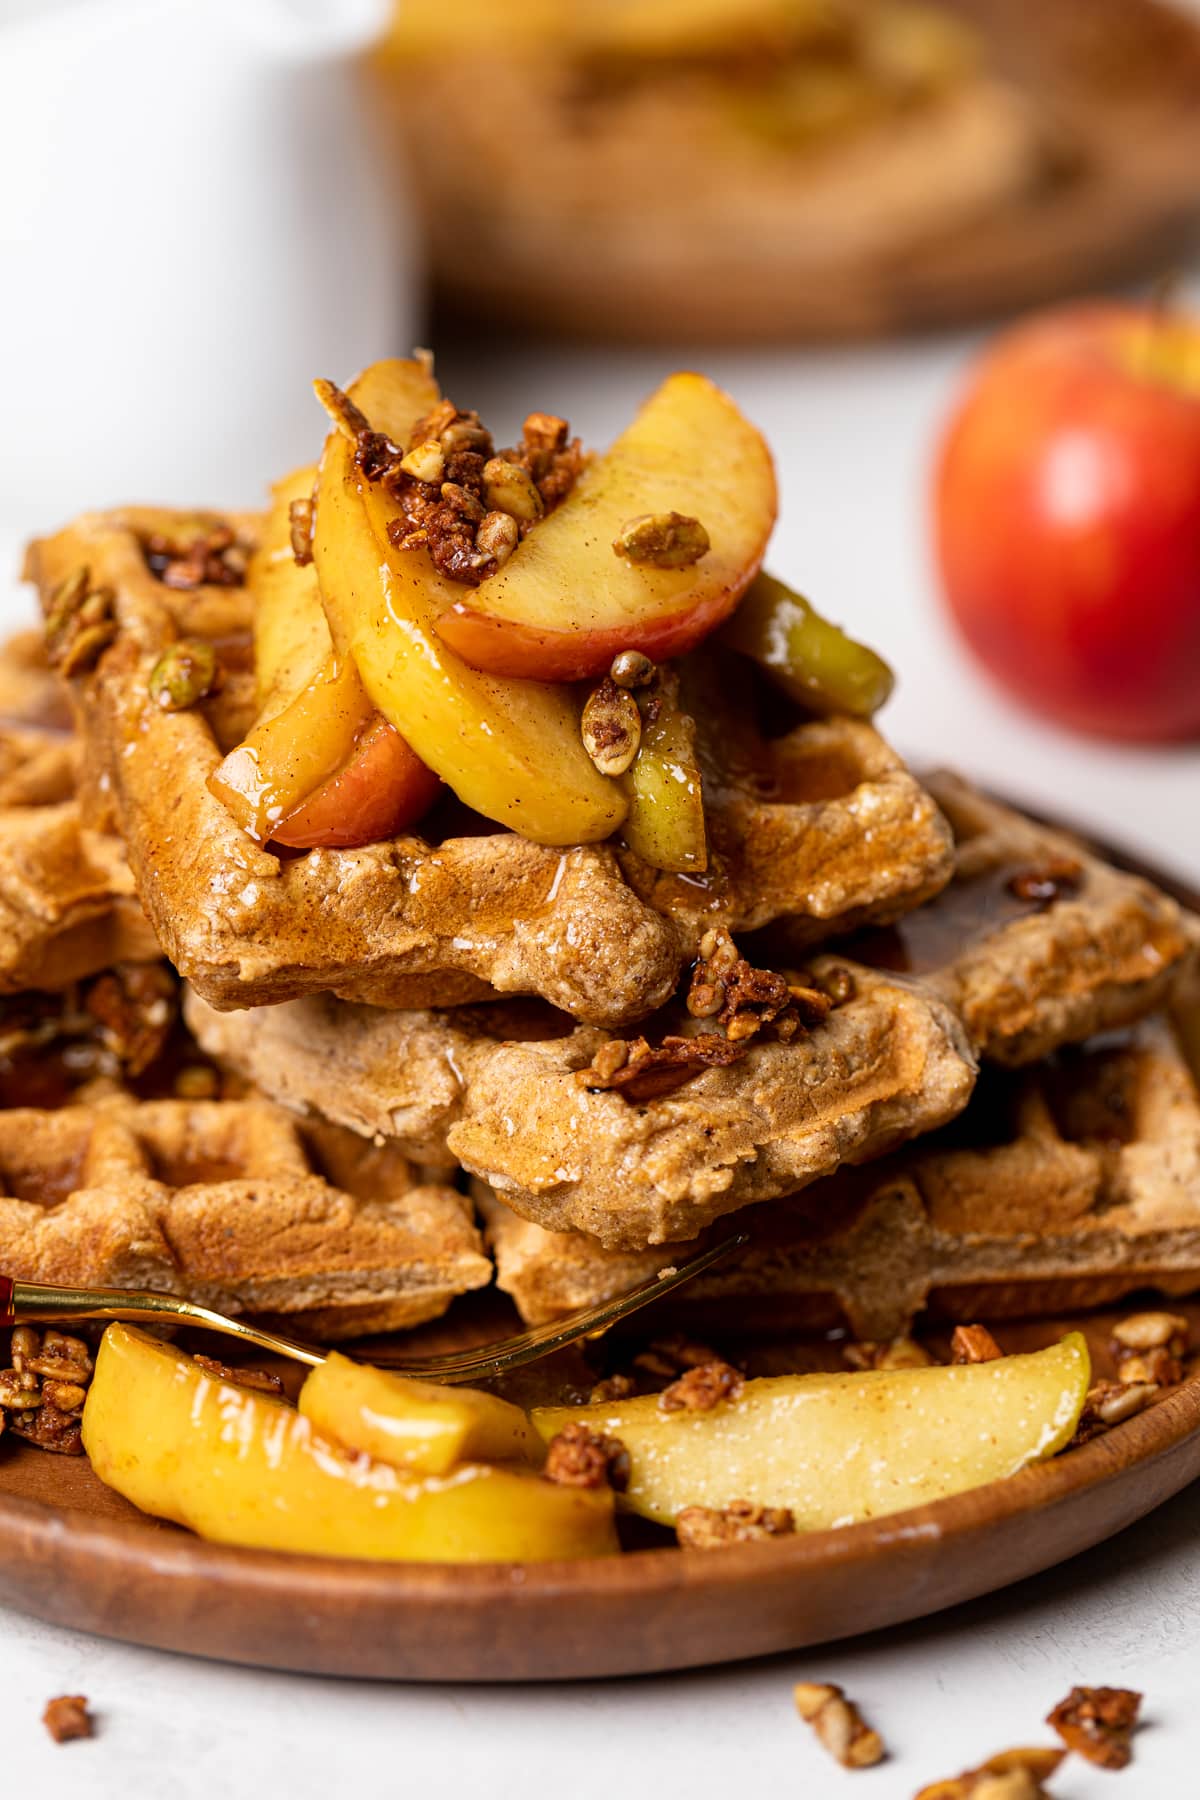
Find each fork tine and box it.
[3,1233,747,1383]
[363,1234,748,1382]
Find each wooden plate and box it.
[0,838,1196,1683]
[402,0,1200,343]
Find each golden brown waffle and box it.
[481,1001,1200,1329]
[26,508,953,1027]
[0,1094,490,1340]
[0,734,160,993]
[184,962,975,1249]
[0,625,161,991]
[763,770,1197,1065]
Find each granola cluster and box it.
[0,1326,94,1455]
[578,1030,746,1103]
[1109,1309,1189,1385]
[1046,1685,1141,1770]
[42,1694,94,1745]
[658,1359,744,1414]
[794,1681,885,1770]
[686,927,833,1046]
[141,517,248,589]
[543,1421,630,1493]
[677,1501,795,1550]
[324,379,585,587]
[915,1746,1065,1799]
[1072,1309,1189,1447]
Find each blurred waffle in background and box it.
[370,0,1200,342]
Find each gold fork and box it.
[0,1233,744,1384]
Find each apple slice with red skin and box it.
[271,715,442,850]
[434,372,777,682]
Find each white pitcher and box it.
[0,0,415,527]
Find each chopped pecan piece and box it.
[543,1421,630,1492]
[1046,1685,1141,1770]
[1071,1378,1160,1445]
[192,1354,284,1396]
[677,1501,794,1549]
[578,1032,747,1103]
[1006,856,1083,907]
[914,1746,1065,1799]
[794,1682,885,1769]
[844,1336,935,1372]
[951,1324,1003,1365]
[84,963,178,1077]
[659,1360,744,1413]
[43,1695,94,1744]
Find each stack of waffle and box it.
[9,503,1199,1358]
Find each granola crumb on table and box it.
[794,1681,885,1769]
[42,1695,94,1744]
[1046,1684,1142,1769]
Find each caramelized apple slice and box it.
[433,372,776,682]
[299,1352,538,1475]
[83,1325,616,1564]
[251,465,325,710]
[533,1336,1090,1530]
[210,460,439,847]
[270,714,442,850]
[721,572,895,717]
[312,358,626,846]
[621,684,707,872]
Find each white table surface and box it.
[1,281,1198,1800]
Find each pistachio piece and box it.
[483,457,544,524]
[582,677,642,777]
[475,510,520,569]
[610,649,656,689]
[613,512,710,570]
[148,639,220,712]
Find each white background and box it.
[0,259,1198,1800]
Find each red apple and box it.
[934,302,1200,741]
[271,717,442,850]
